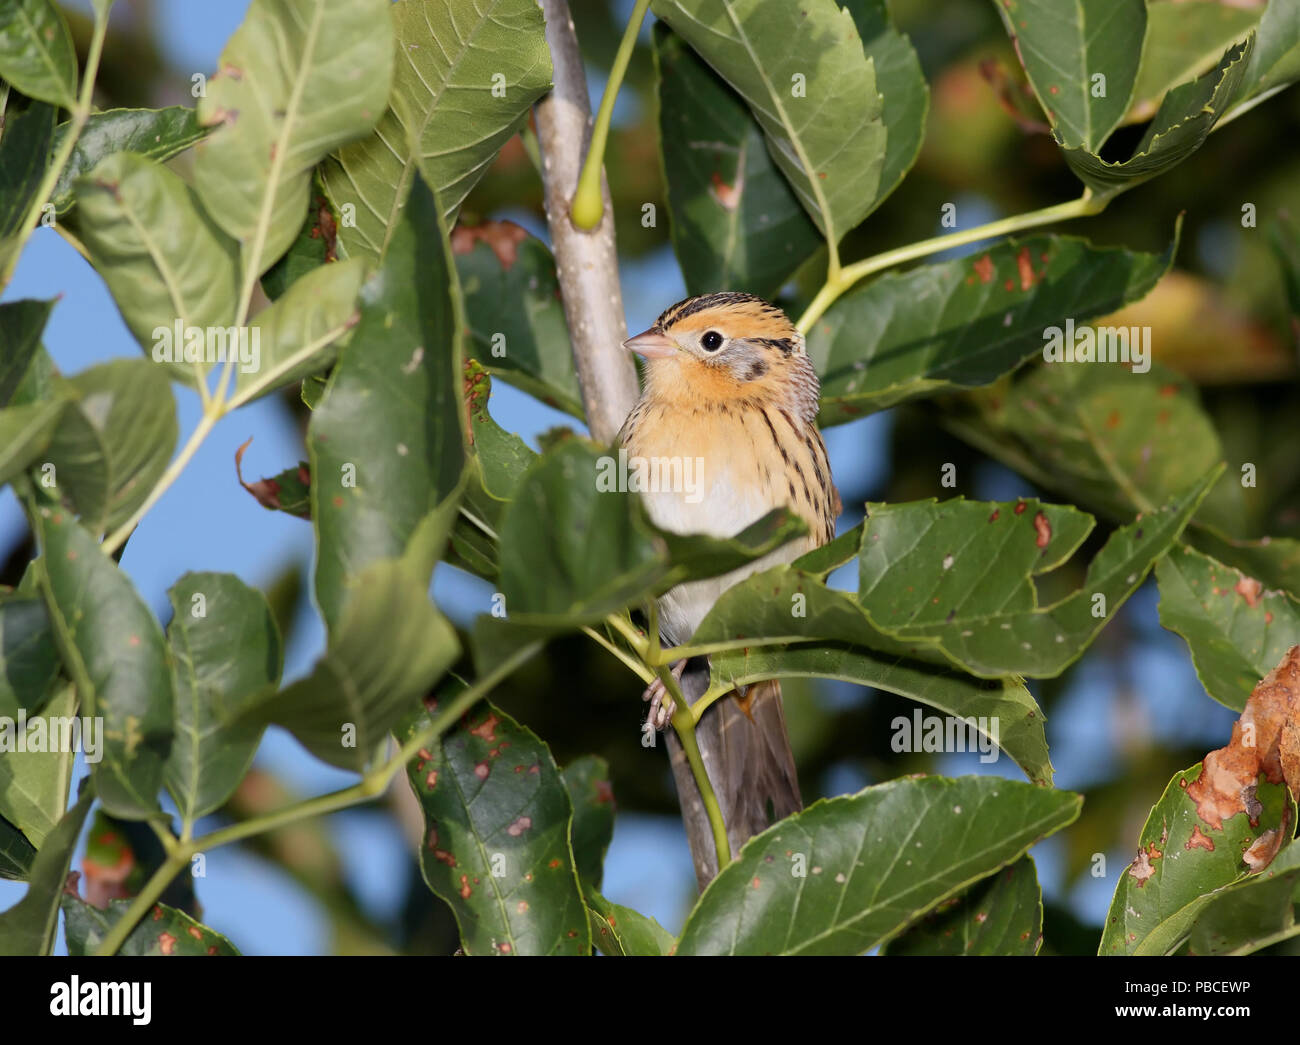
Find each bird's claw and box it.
[642,660,688,730]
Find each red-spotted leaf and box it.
[404,700,590,955]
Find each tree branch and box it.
[534,0,640,444]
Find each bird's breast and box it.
[620,396,830,644]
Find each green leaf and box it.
[36,361,178,538]
[561,755,614,889]
[194,0,395,276]
[36,401,107,532]
[654,24,820,299]
[1239,0,1300,101]
[883,855,1042,955]
[0,595,60,721]
[320,0,552,261]
[404,701,590,954]
[309,171,464,630]
[843,0,929,212]
[497,440,663,623]
[233,257,365,407]
[32,504,173,818]
[0,783,92,955]
[0,100,56,284]
[1127,0,1260,124]
[953,360,1227,530]
[455,228,583,418]
[688,565,1052,784]
[59,359,178,534]
[1100,765,1293,955]
[164,573,281,826]
[73,152,239,389]
[993,0,1146,150]
[1185,841,1300,955]
[1062,39,1253,200]
[0,398,66,487]
[0,298,53,406]
[855,474,1216,678]
[62,895,241,955]
[0,815,36,881]
[810,230,1177,426]
[1157,546,1300,711]
[677,775,1080,954]
[0,0,77,109]
[1193,528,1300,602]
[585,889,676,956]
[0,683,75,854]
[651,0,886,245]
[257,558,458,771]
[51,107,207,215]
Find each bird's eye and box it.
[701,330,724,352]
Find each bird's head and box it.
[622,292,813,409]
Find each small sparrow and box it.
[618,292,840,877]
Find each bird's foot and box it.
[642,660,688,730]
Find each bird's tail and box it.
[665,658,803,890]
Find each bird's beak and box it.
[622,329,677,359]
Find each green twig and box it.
[570,0,651,229]
[93,642,540,955]
[796,192,1107,333]
[659,662,731,869]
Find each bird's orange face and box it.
[622,292,814,413]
